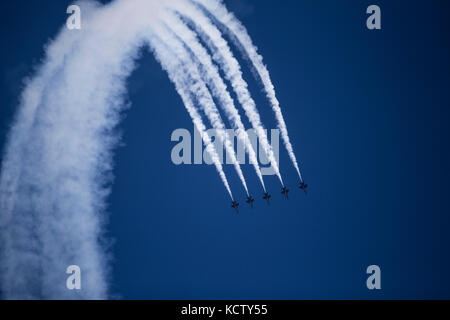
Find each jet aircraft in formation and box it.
[262,192,271,205]
[299,182,308,194]
[281,187,289,199]
[246,196,255,208]
[231,200,239,213]
[230,182,308,212]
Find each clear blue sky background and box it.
[1,0,450,299]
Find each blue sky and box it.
[1,0,450,299]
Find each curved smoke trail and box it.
[153,19,250,196]
[193,0,304,182]
[169,0,284,186]
[0,0,164,299]
[147,34,234,200]
[162,11,266,192]
[0,0,304,299]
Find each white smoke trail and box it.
[147,35,234,200]
[152,20,250,196]
[169,0,284,185]
[162,9,266,192]
[192,0,304,182]
[0,0,303,299]
[0,0,164,299]
[0,3,96,229]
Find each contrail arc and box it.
[168,0,284,185]
[162,10,266,192]
[147,34,234,200]
[192,0,304,182]
[152,20,250,196]
[0,0,306,299]
[0,0,164,299]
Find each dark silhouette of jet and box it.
[299,182,308,194]
[262,192,271,205]
[231,200,239,213]
[281,186,289,199]
[246,196,255,208]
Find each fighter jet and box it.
[231,200,239,213]
[281,186,290,199]
[299,182,308,194]
[262,192,271,205]
[246,196,255,208]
